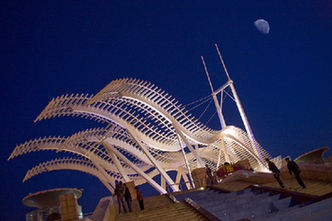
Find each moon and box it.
[254,19,270,34]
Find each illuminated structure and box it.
[9,46,271,194]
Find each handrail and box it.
[315,191,332,202]
[166,193,179,203]
[207,185,231,193]
[184,197,221,221]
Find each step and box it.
[203,192,273,210]
[206,195,292,220]
[266,197,332,221]
[115,202,205,221]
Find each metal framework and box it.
[8,76,271,194]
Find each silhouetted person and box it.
[124,183,132,212]
[266,158,284,188]
[135,186,144,210]
[205,164,213,185]
[114,181,127,213]
[285,157,306,188]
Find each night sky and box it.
[1,1,331,220]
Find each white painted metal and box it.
[108,149,130,182]
[176,133,195,189]
[126,128,179,191]
[201,56,226,129]
[103,141,167,194]
[215,44,264,165]
[9,75,272,193]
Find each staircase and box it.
[266,197,332,221]
[115,201,206,221]
[173,186,332,221]
[115,193,207,221]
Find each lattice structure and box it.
[9,78,271,194]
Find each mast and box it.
[201,56,226,129]
[214,43,264,163]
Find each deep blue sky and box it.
[1,1,331,220]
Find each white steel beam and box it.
[128,129,179,192]
[84,153,115,193]
[161,176,166,190]
[176,132,194,189]
[173,123,205,168]
[108,149,130,182]
[103,141,167,194]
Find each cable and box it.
[184,94,212,107]
[198,99,212,120]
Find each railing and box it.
[166,193,179,203]
[207,185,231,193]
[183,197,221,221]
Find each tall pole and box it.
[214,44,264,163]
[201,56,226,129]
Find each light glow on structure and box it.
[9,77,271,194]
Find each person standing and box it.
[205,164,213,186]
[124,183,132,212]
[285,157,306,188]
[114,181,127,214]
[266,158,284,188]
[135,186,144,210]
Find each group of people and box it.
[266,157,306,189]
[114,157,304,214]
[114,181,144,214]
[206,162,252,185]
[205,157,306,190]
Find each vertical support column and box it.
[229,83,264,163]
[109,150,130,182]
[176,133,195,189]
[173,124,205,168]
[86,153,114,193]
[103,141,167,194]
[97,176,114,193]
[182,171,192,190]
[161,176,166,190]
[215,44,264,166]
[175,169,182,190]
[128,130,179,192]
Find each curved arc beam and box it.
[223,134,264,169]
[9,136,155,176]
[23,158,115,192]
[88,79,220,143]
[96,91,221,145]
[71,106,180,151]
